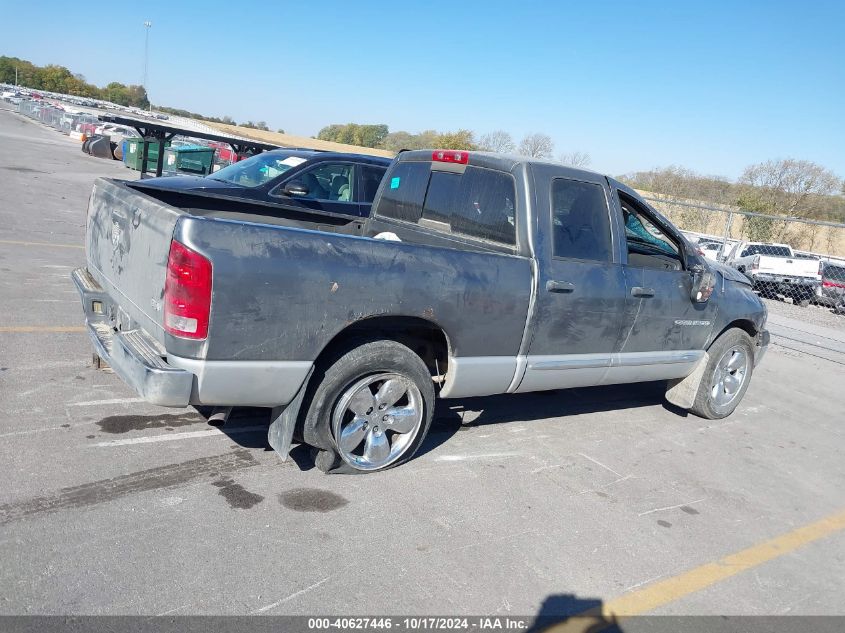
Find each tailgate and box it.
[758,256,818,279]
[85,178,183,345]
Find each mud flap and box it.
[665,352,709,409]
[267,367,314,461]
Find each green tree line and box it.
[620,161,844,223]
[0,56,149,108]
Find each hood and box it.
[709,260,751,286]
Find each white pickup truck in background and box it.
[724,241,822,306]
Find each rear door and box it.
[609,188,715,377]
[516,167,630,392]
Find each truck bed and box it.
[85,177,532,368]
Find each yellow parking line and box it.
[543,508,845,631]
[0,239,83,250]
[0,326,85,333]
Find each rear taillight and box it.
[823,280,845,289]
[164,240,212,339]
[432,150,469,164]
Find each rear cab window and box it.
[741,245,791,258]
[375,160,517,248]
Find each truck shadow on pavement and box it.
[200,381,674,471]
[417,380,674,460]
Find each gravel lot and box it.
[762,295,844,330]
[1,104,844,622]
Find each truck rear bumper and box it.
[753,273,819,287]
[73,267,313,408]
[72,268,193,407]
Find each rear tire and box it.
[302,340,435,474]
[690,328,755,420]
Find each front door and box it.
[517,169,630,393]
[607,188,716,383]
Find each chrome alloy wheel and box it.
[331,373,424,471]
[709,345,749,407]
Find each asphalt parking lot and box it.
[1,104,844,619]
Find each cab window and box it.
[618,192,683,271]
[294,163,356,201]
[551,179,612,262]
[361,165,387,203]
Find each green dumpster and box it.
[123,138,171,172]
[162,145,216,176]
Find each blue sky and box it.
[2,0,843,179]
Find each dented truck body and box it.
[73,151,769,471]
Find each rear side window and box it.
[824,265,845,282]
[376,161,430,222]
[551,179,612,262]
[361,165,386,203]
[422,166,516,245]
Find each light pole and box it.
[143,20,152,110]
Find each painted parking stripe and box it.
[568,507,845,622]
[91,425,267,447]
[0,326,85,333]
[0,239,83,250]
[70,397,145,406]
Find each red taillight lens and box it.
[164,240,212,339]
[432,150,469,164]
[823,280,845,289]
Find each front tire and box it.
[302,340,435,474]
[690,328,755,420]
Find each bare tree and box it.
[478,130,515,153]
[558,151,592,168]
[518,133,554,158]
[739,159,841,219]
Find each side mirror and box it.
[690,264,716,303]
[283,181,309,197]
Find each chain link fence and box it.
[644,195,845,315]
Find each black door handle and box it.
[546,280,575,293]
[631,286,655,298]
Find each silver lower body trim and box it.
[443,350,706,397]
[439,356,518,399]
[166,356,313,407]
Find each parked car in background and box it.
[698,240,724,262]
[73,150,769,474]
[724,241,822,306]
[815,261,845,312]
[135,149,391,218]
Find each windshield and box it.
[208,152,308,187]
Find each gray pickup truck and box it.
[73,150,769,473]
